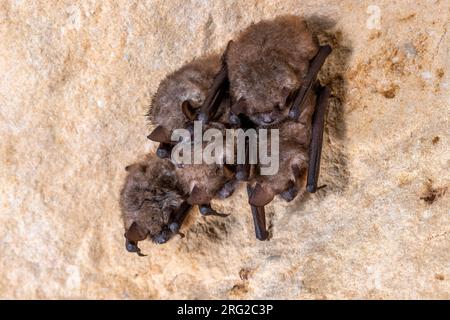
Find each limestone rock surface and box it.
[0,0,448,299]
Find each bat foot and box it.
[125,240,146,257]
[217,190,230,199]
[168,222,185,239]
[307,184,327,193]
[256,229,269,241]
[156,146,170,159]
[280,183,299,202]
[177,232,185,239]
[199,204,229,217]
[153,229,172,244]
[217,178,239,199]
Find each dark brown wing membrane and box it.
[289,45,332,120]
[306,86,330,193]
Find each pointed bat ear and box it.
[231,99,246,115]
[181,100,197,121]
[187,185,211,205]
[124,222,148,242]
[248,183,275,207]
[147,125,171,143]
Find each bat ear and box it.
[248,183,275,206]
[231,98,246,115]
[181,100,197,121]
[124,222,148,242]
[147,125,171,143]
[187,185,211,205]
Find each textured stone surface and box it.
[0,0,448,299]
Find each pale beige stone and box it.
[0,0,448,299]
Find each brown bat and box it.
[225,15,322,127]
[247,85,331,240]
[120,154,191,254]
[121,147,235,254]
[147,53,230,158]
[125,16,332,244]
[213,16,332,240]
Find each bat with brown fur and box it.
[225,15,322,127]
[120,154,189,254]
[221,16,332,239]
[147,53,231,158]
[121,147,236,254]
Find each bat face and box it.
[247,104,289,127]
[226,15,318,128]
[228,66,299,127]
[120,156,186,249]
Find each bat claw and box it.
[307,184,327,193]
[153,229,172,244]
[125,240,147,257]
[217,186,234,199]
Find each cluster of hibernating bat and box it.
[120,15,332,255]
